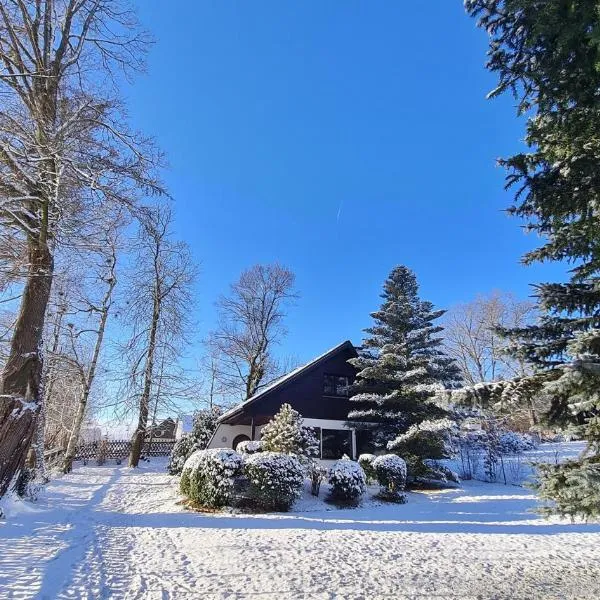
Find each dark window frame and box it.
[323,374,351,397]
[321,428,353,460]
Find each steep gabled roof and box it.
[218,340,356,424]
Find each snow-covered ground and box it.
[1,446,600,599]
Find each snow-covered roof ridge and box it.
[218,340,355,423]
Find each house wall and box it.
[230,344,357,423]
[207,424,253,450]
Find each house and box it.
[145,418,177,440]
[207,340,369,461]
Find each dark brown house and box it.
[207,340,363,461]
[145,418,177,440]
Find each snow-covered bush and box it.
[425,461,460,484]
[327,457,366,506]
[236,440,263,455]
[180,448,243,508]
[373,454,407,502]
[454,421,538,483]
[358,454,377,484]
[243,452,305,511]
[260,403,319,458]
[499,431,538,454]
[299,426,320,458]
[168,407,222,475]
[169,436,196,476]
[388,418,455,482]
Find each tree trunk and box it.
[145,353,165,463]
[32,400,49,483]
[62,268,116,474]
[528,400,539,429]
[129,296,160,468]
[62,389,87,474]
[0,239,53,497]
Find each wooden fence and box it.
[75,439,176,461]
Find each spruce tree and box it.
[467,0,600,519]
[261,403,319,458]
[349,266,461,479]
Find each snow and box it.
[443,440,588,485]
[0,445,599,599]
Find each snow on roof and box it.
[218,340,355,423]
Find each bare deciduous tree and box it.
[61,231,119,473]
[122,207,196,468]
[0,0,164,496]
[209,263,298,400]
[442,291,545,427]
[198,347,228,410]
[443,291,536,385]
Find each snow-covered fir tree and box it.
[348,265,461,478]
[260,403,319,457]
[467,0,600,519]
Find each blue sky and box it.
[125,1,566,364]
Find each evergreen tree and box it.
[261,403,319,457]
[349,266,461,479]
[168,407,222,475]
[467,0,600,518]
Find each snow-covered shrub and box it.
[299,426,320,459]
[373,454,407,502]
[307,459,327,497]
[237,440,263,455]
[388,418,455,482]
[499,431,538,454]
[358,454,377,484]
[327,457,366,506]
[425,461,460,484]
[454,420,538,483]
[179,451,201,497]
[260,404,319,458]
[180,448,243,508]
[169,436,196,476]
[168,407,222,475]
[243,452,305,511]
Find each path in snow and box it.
[1,458,600,599]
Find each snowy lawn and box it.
[1,453,600,599]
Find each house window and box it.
[324,374,351,397]
[321,429,352,460]
[355,430,376,456]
